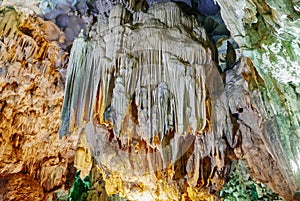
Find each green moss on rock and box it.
[69,171,90,201]
[220,160,283,201]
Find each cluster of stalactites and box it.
[59,35,208,146]
[59,3,220,142]
[59,3,230,200]
[0,6,67,70]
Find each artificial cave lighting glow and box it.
[0,0,299,200]
[60,2,299,200]
[130,192,155,201]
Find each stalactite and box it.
[0,6,77,200]
[59,3,230,200]
[1,0,299,200]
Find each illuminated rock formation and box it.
[59,2,299,201]
[0,0,299,200]
[0,6,79,200]
[59,3,227,200]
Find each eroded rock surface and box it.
[217,0,300,194]
[0,7,79,199]
[0,173,44,201]
[224,57,297,200]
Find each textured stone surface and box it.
[0,6,79,199]
[216,0,300,84]
[217,0,300,193]
[60,2,299,200]
[60,3,229,200]
[220,160,283,200]
[0,0,299,200]
[0,173,44,201]
[224,57,297,200]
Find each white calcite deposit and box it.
[60,3,227,200]
[58,2,299,200]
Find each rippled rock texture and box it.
[0,0,299,201]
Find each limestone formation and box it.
[59,2,298,201]
[0,6,79,200]
[0,0,299,201]
[59,4,226,200]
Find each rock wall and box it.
[0,7,79,200]
[217,0,300,194]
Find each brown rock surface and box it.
[0,7,79,199]
[224,57,297,200]
[0,173,44,201]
